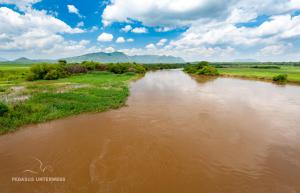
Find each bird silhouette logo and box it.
[22,157,53,175]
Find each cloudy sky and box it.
[0,0,300,61]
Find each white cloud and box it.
[145,43,156,49]
[116,36,125,43]
[259,44,291,56]
[76,21,84,28]
[155,27,174,32]
[102,0,232,27]
[0,6,90,59]
[0,0,41,10]
[132,27,148,33]
[105,46,115,52]
[127,38,134,42]
[97,32,113,42]
[156,39,167,46]
[90,26,99,32]
[102,0,300,28]
[67,5,83,18]
[121,25,132,32]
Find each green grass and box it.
[219,66,300,83]
[0,65,30,84]
[0,71,136,134]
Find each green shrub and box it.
[107,63,146,74]
[132,64,146,74]
[58,59,67,65]
[27,63,68,81]
[44,70,60,80]
[0,102,9,116]
[81,61,99,71]
[273,74,288,83]
[95,64,108,71]
[197,66,219,76]
[251,65,280,69]
[107,63,129,74]
[184,61,209,73]
[66,64,88,74]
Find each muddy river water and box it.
[1,70,300,193]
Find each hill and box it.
[63,52,131,63]
[130,55,184,64]
[64,52,184,64]
[0,52,185,64]
[0,57,7,62]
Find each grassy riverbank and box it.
[0,71,136,134]
[218,66,300,84]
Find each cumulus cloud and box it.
[0,6,90,59]
[132,27,148,33]
[116,36,125,43]
[105,46,115,52]
[121,25,132,32]
[102,0,300,27]
[145,43,156,49]
[259,44,292,56]
[97,32,113,42]
[156,39,167,46]
[0,0,41,10]
[127,38,134,42]
[67,5,83,18]
[76,21,84,28]
[100,0,300,61]
[102,0,234,27]
[90,26,99,32]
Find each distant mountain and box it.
[64,52,131,63]
[13,57,35,64]
[0,52,185,64]
[64,52,185,64]
[233,59,259,63]
[0,57,55,64]
[0,57,7,62]
[130,55,185,64]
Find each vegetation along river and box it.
[1,69,300,193]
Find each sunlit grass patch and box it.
[0,72,136,134]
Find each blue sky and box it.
[0,0,300,61]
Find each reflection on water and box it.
[0,69,300,193]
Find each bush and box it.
[184,61,209,73]
[95,64,108,71]
[66,64,88,74]
[197,66,219,76]
[81,61,99,71]
[27,63,68,81]
[44,70,60,80]
[58,59,67,65]
[0,102,9,116]
[251,65,280,69]
[132,64,146,74]
[107,63,146,74]
[107,63,129,74]
[273,74,288,83]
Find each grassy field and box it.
[218,66,300,83]
[0,70,136,134]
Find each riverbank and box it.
[0,71,137,134]
[218,66,300,84]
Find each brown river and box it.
[1,69,300,193]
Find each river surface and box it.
[1,70,300,193]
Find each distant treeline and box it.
[26,61,188,81]
[143,63,186,70]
